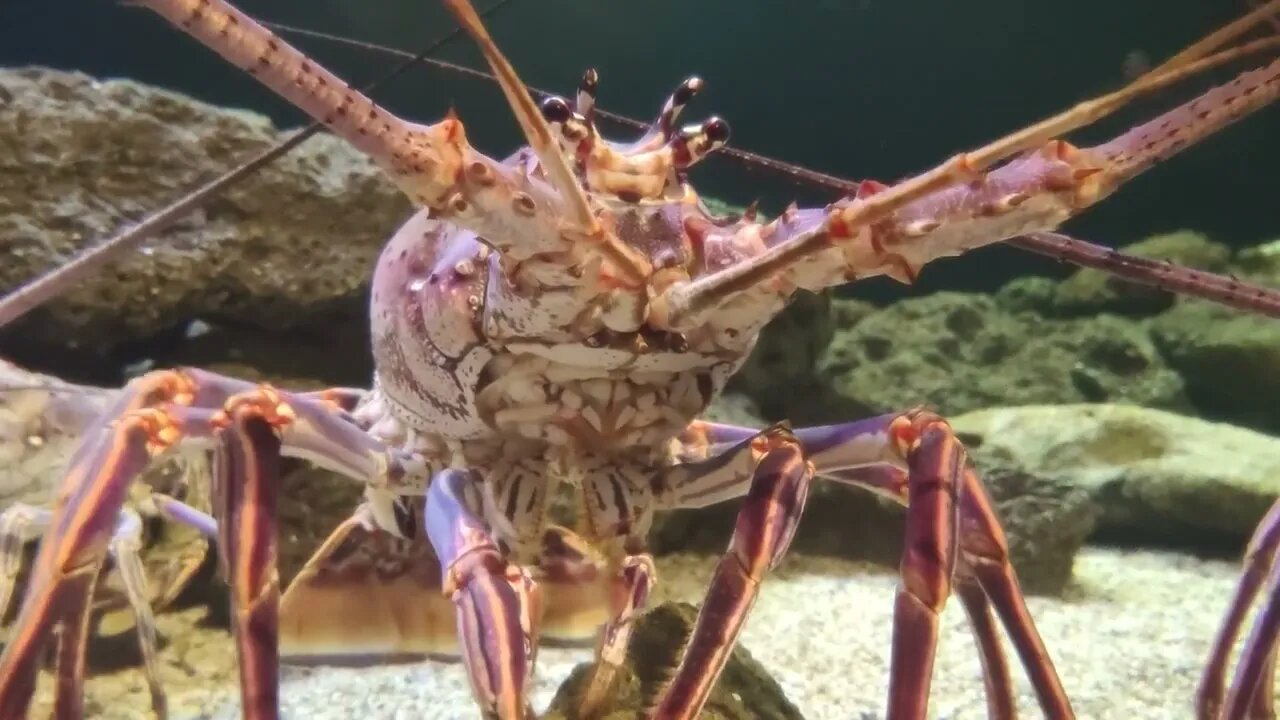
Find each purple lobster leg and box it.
[652,412,1072,720]
[649,423,813,718]
[423,468,542,720]
[0,370,411,720]
[208,399,287,718]
[1198,498,1280,720]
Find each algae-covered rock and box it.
[1235,238,1280,287]
[0,67,407,369]
[1148,300,1280,434]
[994,275,1058,315]
[543,602,804,720]
[818,292,1189,418]
[731,291,836,423]
[950,404,1280,547]
[1051,230,1231,317]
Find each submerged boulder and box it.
[543,602,804,720]
[950,404,1280,549]
[1148,299,1280,434]
[817,293,1190,419]
[0,66,403,385]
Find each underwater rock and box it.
[1235,237,1280,287]
[729,291,838,422]
[0,67,408,364]
[1148,299,1280,434]
[543,602,804,720]
[1050,230,1232,317]
[994,275,1058,315]
[818,293,1190,419]
[950,404,1280,549]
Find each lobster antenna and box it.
[1,2,1277,326]
[259,14,1280,318]
[0,0,519,330]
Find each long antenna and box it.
[1,3,1277,326]
[0,0,518,328]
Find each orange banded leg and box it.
[808,427,1073,719]
[423,468,542,720]
[205,396,305,719]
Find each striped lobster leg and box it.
[422,468,543,720]
[643,411,1073,720]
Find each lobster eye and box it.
[704,117,730,145]
[539,96,572,124]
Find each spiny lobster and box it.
[0,1,1279,719]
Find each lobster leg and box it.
[1,499,210,720]
[105,508,168,719]
[651,413,1072,720]
[1199,498,1280,719]
[0,503,52,627]
[208,397,288,719]
[577,550,656,719]
[0,370,415,720]
[650,424,812,719]
[423,468,542,720]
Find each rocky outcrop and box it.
[0,67,404,385]
[817,292,1190,421]
[543,602,804,720]
[950,404,1280,549]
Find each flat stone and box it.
[950,403,1280,548]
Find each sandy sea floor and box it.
[27,546,1263,719]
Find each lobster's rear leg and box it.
[648,414,1073,720]
[1,502,200,720]
[105,508,167,718]
[1198,498,1280,720]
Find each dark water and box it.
[1,0,1276,298]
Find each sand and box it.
[148,546,1253,720]
[20,546,1259,718]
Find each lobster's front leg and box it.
[657,426,813,719]
[208,395,290,718]
[424,468,542,720]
